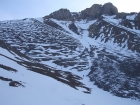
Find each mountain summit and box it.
[44,2,118,20]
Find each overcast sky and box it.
[0,0,139,21]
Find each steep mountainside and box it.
[0,2,140,105]
[1,40,139,105]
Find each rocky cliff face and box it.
[44,2,118,20]
[135,12,140,21]
[81,3,118,20]
[80,4,102,19]
[88,14,140,53]
[44,9,73,20]
[116,12,128,19]
[102,3,118,15]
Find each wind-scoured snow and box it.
[0,16,140,105]
[103,15,140,35]
[0,48,140,105]
[50,18,91,50]
[51,18,140,60]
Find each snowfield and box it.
[0,48,139,105]
[0,15,140,105]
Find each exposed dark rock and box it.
[88,54,140,100]
[68,22,79,34]
[0,76,24,87]
[102,3,118,15]
[44,9,73,20]
[135,12,140,21]
[120,19,133,29]
[88,20,140,53]
[80,3,118,20]
[81,4,102,19]
[116,12,137,19]
[129,12,137,15]
[71,12,81,20]
[0,64,17,72]
[120,59,140,77]
[9,81,24,87]
[0,76,12,81]
[44,2,118,20]
[116,12,128,19]
[118,12,140,30]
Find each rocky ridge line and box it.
[44,2,118,20]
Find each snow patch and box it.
[126,14,137,20]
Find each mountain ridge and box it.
[44,2,140,22]
[44,2,118,20]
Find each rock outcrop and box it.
[81,4,102,19]
[102,3,118,15]
[44,2,118,20]
[68,22,79,35]
[135,12,140,21]
[45,9,73,20]
[116,12,128,19]
[80,3,118,20]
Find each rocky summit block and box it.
[81,4,102,19]
[44,2,118,20]
[45,9,73,20]
[102,2,118,15]
[79,2,118,20]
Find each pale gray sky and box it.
[0,0,139,21]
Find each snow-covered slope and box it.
[0,41,140,105]
[47,18,140,99]
[0,12,140,105]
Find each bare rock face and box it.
[81,3,118,20]
[102,3,118,15]
[9,81,24,87]
[81,4,102,19]
[68,22,79,35]
[116,12,128,19]
[44,2,118,20]
[45,9,73,20]
[135,12,140,21]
